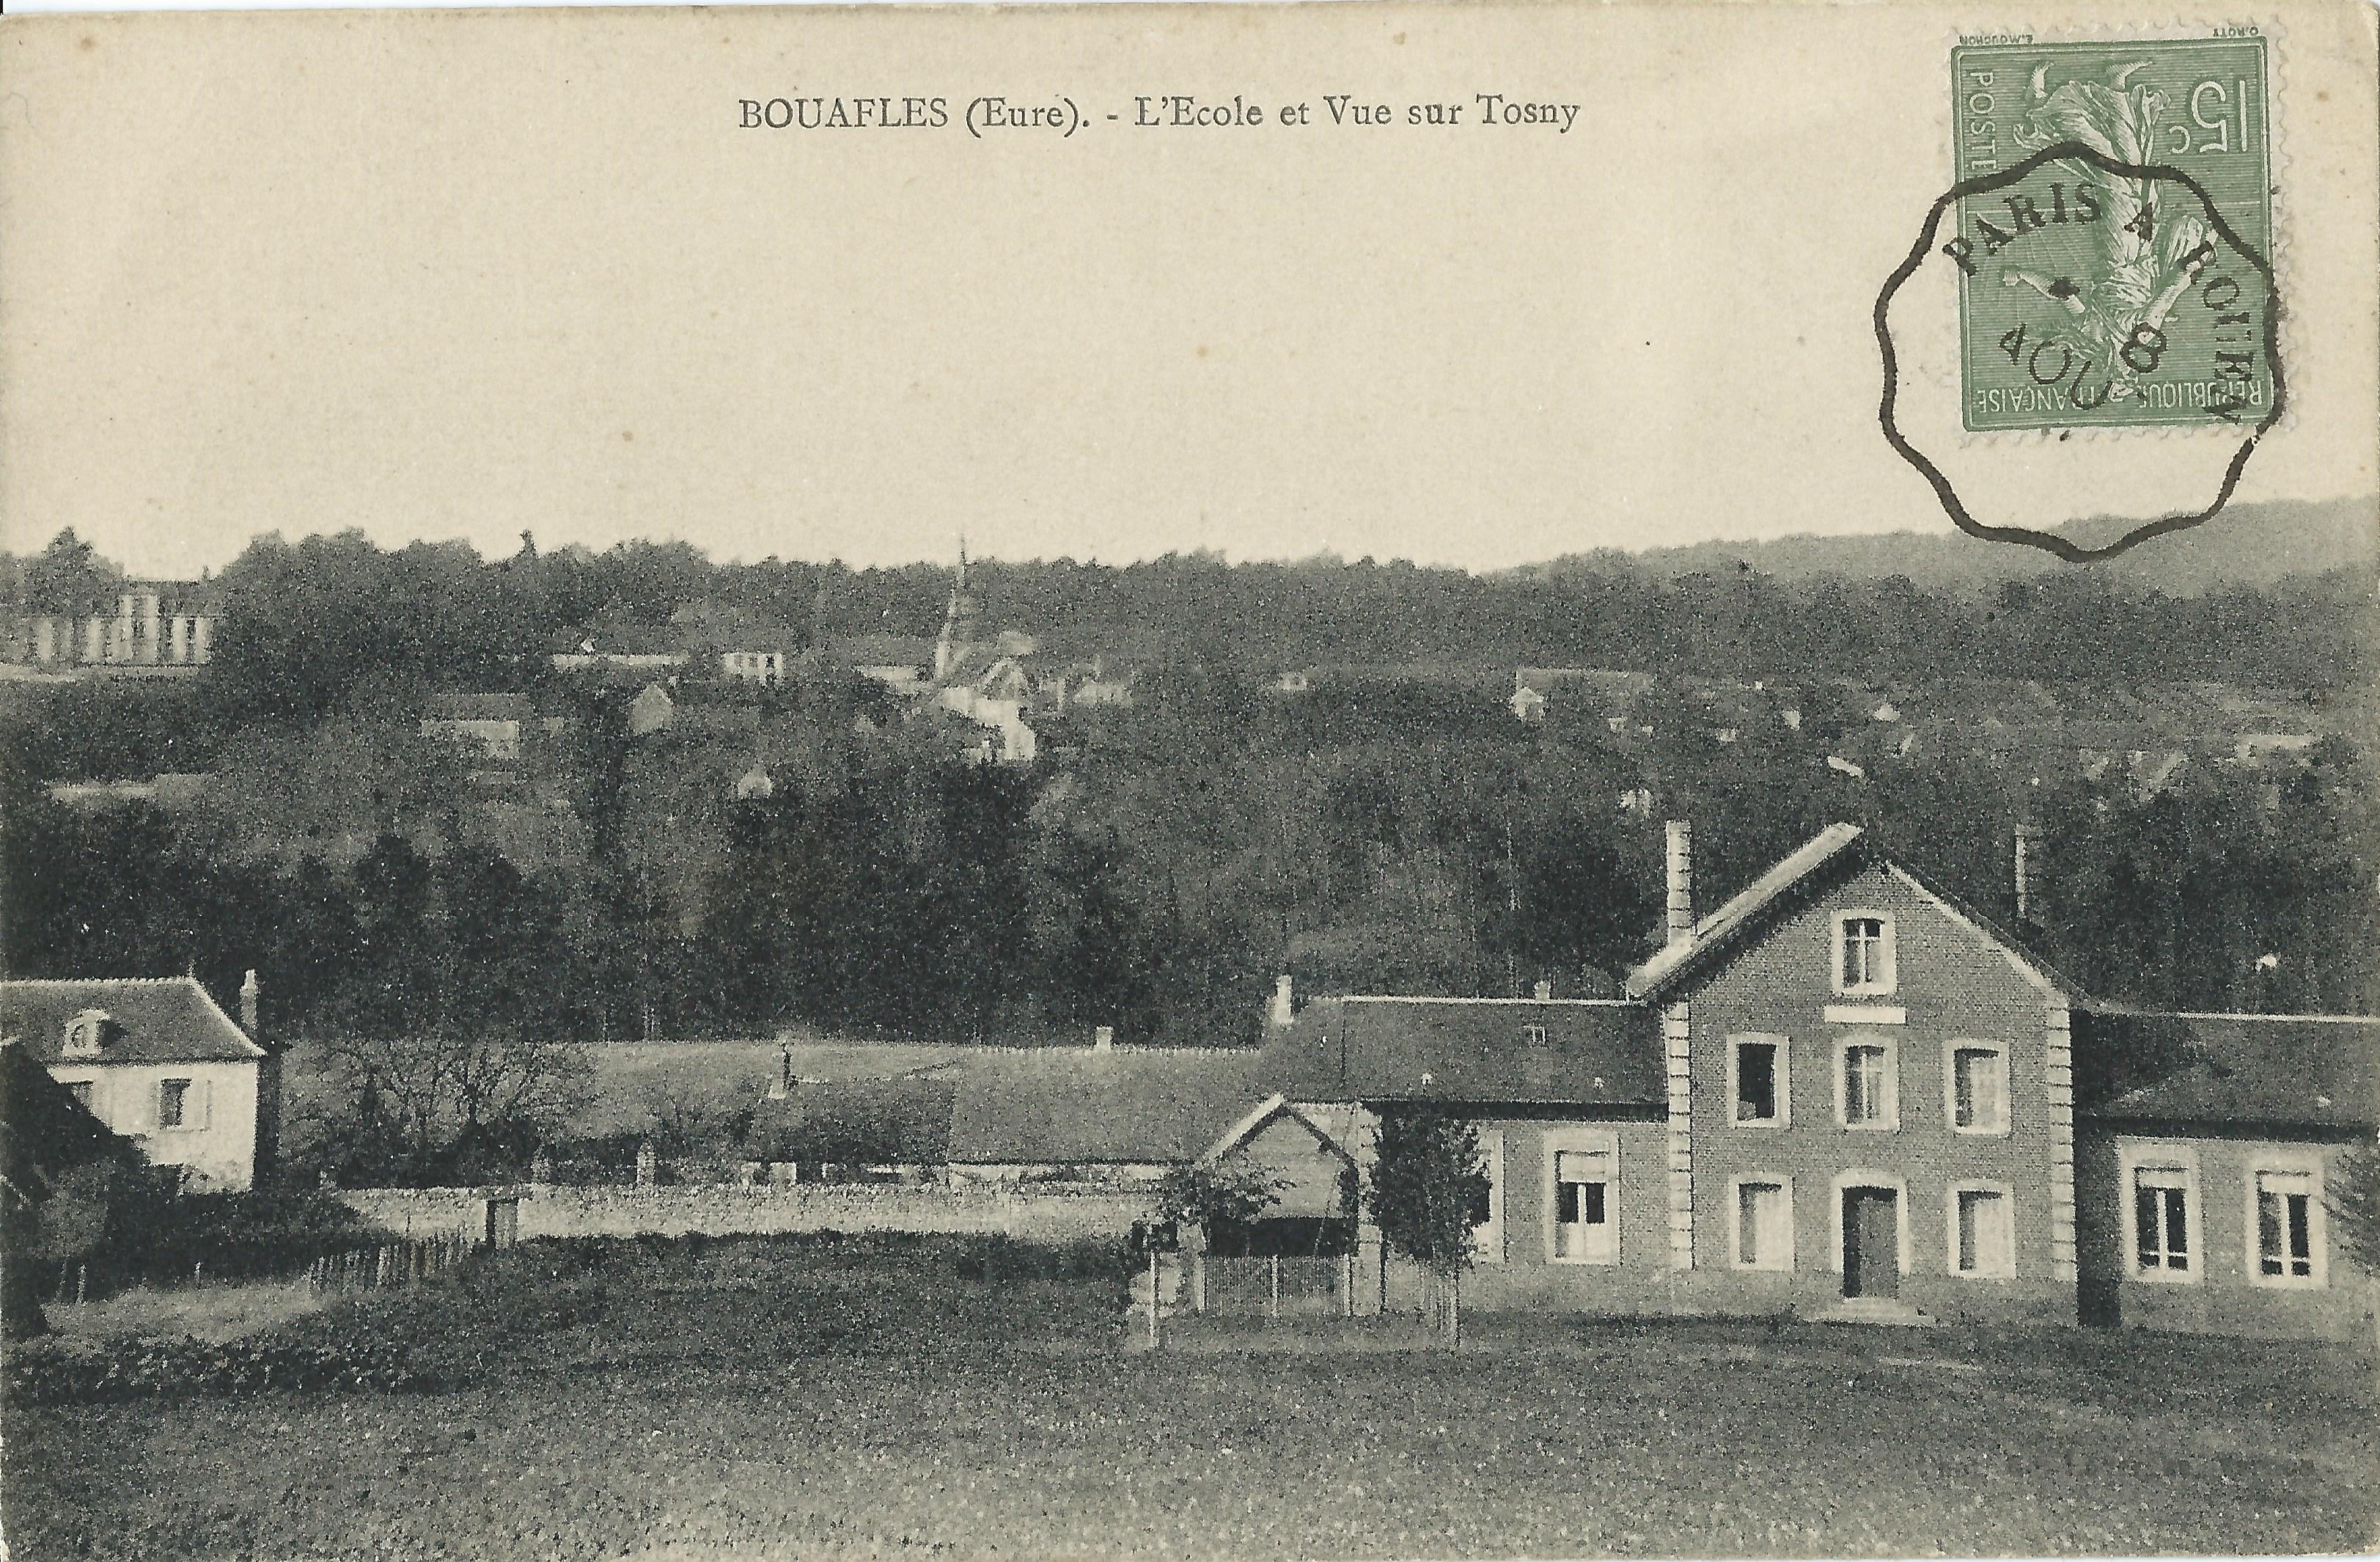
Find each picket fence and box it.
[309,1231,476,1295]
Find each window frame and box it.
[1727,1033,1792,1130]
[1943,1040,2013,1137]
[2118,1141,2202,1286]
[157,1077,194,1132]
[1834,1033,1900,1132]
[1831,910,1898,997]
[1945,1179,2018,1279]
[2244,1151,2327,1290]
[1727,1175,1796,1272]
[1518,1023,1549,1049]
[1542,1129,1621,1267]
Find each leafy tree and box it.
[2327,1141,2380,1277]
[1494,810,1658,989]
[1150,1161,1281,1245]
[19,529,122,612]
[1365,1107,1492,1347]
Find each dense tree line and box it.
[10,529,2372,734]
[3,527,2376,1184]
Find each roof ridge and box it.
[2145,1011,2380,1024]
[1339,995,1643,1008]
[0,975,201,988]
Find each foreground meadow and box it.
[7,1233,2374,1560]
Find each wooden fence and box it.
[309,1231,475,1295]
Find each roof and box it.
[0,978,265,1064]
[1266,997,1664,1106]
[2075,1009,2380,1133]
[735,1047,1277,1167]
[947,1049,1274,1165]
[1626,824,1866,997]
[1624,824,2073,1002]
[744,1077,957,1165]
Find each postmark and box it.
[1949,34,2274,433]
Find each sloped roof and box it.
[2075,1009,2380,1132]
[1624,824,2073,1002]
[1267,997,1663,1106]
[1626,824,1866,997]
[743,1077,957,1165]
[0,978,265,1065]
[947,1049,1274,1165]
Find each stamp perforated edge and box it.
[1937,17,2296,447]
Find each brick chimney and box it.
[1664,821,1694,948]
[768,1047,791,1101]
[1092,1025,1115,1053]
[239,969,261,1039]
[1533,979,1553,1000]
[1268,975,1296,1029]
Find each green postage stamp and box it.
[1949,33,2275,433]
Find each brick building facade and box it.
[1247,822,2376,1338]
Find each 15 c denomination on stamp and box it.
[1950,34,2274,433]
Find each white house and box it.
[0,974,278,1192]
[719,650,785,685]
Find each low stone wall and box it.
[338,1184,1155,1244]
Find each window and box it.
[1838,1038,1898,1129]
[1733,1178,1793,1271]
[1730,1035,1790,1128]
[1519,1024,1547,1047]
[158,1078,191,1129]
[1834,912,1896,996]
[62,1009,111,1057]
[2251,1166,2324,1287]
[1469,1130,1506,1264]
[1551,1148,1617,1264]
[2132,1164,2193,1277]
[1947,1044,2010,1134]
[1951,1184,2015,1277]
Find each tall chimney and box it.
[1533,979,1553,1001]
[2013,825,2032,925]
[1268,975,1296,1029]
[1664,821,1694,947]
[1092,1025,1115,1053]
[239,969,261,1039]
[768,1047,791,1101]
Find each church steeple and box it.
[935,536,982,681]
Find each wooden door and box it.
[1843,1188,1900,1299]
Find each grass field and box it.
[7,1233,2375,1561]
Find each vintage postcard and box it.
[1,2,2375,1559]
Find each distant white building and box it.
[719,650,785,685]
[2,975,277,1192]
[8,586,221,670]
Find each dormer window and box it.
[1833,913,1896,996]
[62,1009,112,1057]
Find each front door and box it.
[1842,1188,1900,1299]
